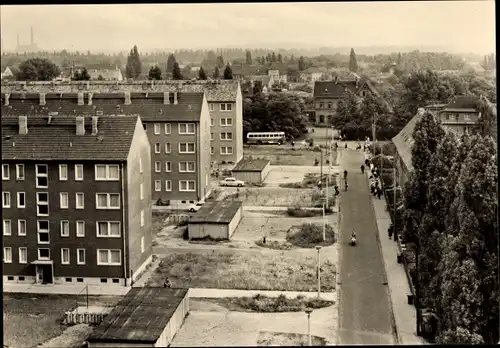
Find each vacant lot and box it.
[240,187,318,207]
[146,249,336,292]
[244,145,337,166]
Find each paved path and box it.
[188,288,336,301]
[3,283,131,296]
[337,148,396,345]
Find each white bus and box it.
[246,131,286,145]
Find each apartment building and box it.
[1,115,152,286]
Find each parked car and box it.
[189,201,205,212]
[219,177,245,187]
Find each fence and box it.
[167,214,190,224]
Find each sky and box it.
[0,1,496,54]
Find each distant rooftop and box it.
[232,158,270,172]
[189,201,242,224]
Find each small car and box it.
[219,177,245,187]
[188,201,205,212]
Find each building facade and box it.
[1,115,152,286]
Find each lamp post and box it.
[322,204,326,241]
[316,245,322,298]
[305,308,313,346]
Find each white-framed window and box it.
[178,123,195,134]
[96,221,121,237]
[179,143,195,153]
[75,164,83,181]
[19,247,27,264]
[76,220,85,237]
[210,147,214,155]
[60,192,69,209]
[139,157,143,173]
[221,146,233,155]
[2,164,9,180]
[36,164,48,188]
[220,118,233,126]
[16,164,24,181]
[18,220,26,236]
[220,132,233,140]
[140,210,145,227]
[4,247,12,263]
[155,180,161,191]
[141,236,145,253]
[95,193,120,209]
[210,132,214,140]
[59,164,68,181]
[95,164,120,181]
[97,249,122,266]
[154,123,161,135]
[155,161,161,173]
[464,113,470,120]
[179,180,196,192]
[3,220,12,236]
[77,248,86,265]
[165,143,171,153]
[179,161,195,172]
[154,143,161,154]
[165,161,172,172]
[140,182,144,200]
[76,193,84,209]
[209,103,215,111]
[220,103,232,112]
[37,220,50,244]
[38,248,50,260]
[61,248,70,265]
[3,192,11,208]
[164,123,171,134]
[60,220,70,237]
[17,192,25,208]
[165,180,172,191]
[37,192,49,216]
[210,118,214,126]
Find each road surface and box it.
[337,147,396,344]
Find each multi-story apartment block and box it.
[1,114,152,286]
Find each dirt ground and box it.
[244,145,337,166]
[239,187,318,207]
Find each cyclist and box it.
[344,170,348,180]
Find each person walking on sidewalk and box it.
[361,164,365,174]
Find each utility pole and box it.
[305,308,313,346]
[316,246,322,298]
[320,148,323,185]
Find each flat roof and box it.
[232,158,270,172]
[87,287,188,344]
[189,201,242,224]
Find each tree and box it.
[17,58,61,81]
[166,54,176,74]
[213,66,220,79]
[245,51,252,65]
[298,56,306,71]
[253,80,263,95]
[475,97,497,138]
[73,67,91,81]
[358,92,390,136]
[125,45,141,79]
[223,63,233,80]
[97,75,104,81]
[271,52,277,62]
[216,55,224,69]
[148,65,162,80]
[198,66,207,80]
[277,53,283,62]
[330,89,360,131]
[172,62,183,80]
[349,48,358,73]
[396,52,402,66]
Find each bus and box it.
[246,131,286,145]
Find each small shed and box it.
[86,287,189,348]
[188,201,243,240]
[232,158,271,184]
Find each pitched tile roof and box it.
[88,68,123,81]
[314,78,379,98]
[1,115,139,161]
[443,95,479,111]
[391,109,426,172]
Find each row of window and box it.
[443,113,472,121]
[3,247,123,266]
[154,180,195,192]
[2,192,121,211]
[153,142,194,154]
[153,123,195,135]
[2,164,120,182]
[210,132,233,141]
[155,161,195,173]
[209,103,233,112]
[317,102,335,109]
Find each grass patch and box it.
[279,173,337,189]
[258,332,326,346]
[255,239,293,250]
[287,223,336,248]
[146,250,336,291]
[152,212,170,234]
[188,235,229,244]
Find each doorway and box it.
[36,264,54,284]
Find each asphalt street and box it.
[337,147,396,345]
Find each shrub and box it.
[287,206,316,218]
[177,219,189,227]
[287,223,336,247]
[182,228,189,240]
[229,294,334,312]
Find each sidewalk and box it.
[187,288,336,301]
[3,283,131,296]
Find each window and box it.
[38,248,50,260]
[179,162,195,172]
[155,180,161,191]
[76,221,85,237]
[95,165,120,180]
[36,164,48,188]
[96,193,120,209]
[210,118,214,126]
[210,132,214,140]
[209,103,215,111]
[97,249,122,266]
[141,236,145,253]
[140,182,144,200]
[60,192,69,209]
[76,193,84,209]
[16,164,24,180]
[178,123,195,134]
[210,147,214,155]
[139,157,143,173]
[59,164,68,181]
[140,210,145,227]
[37,220,50,244]
[179,143,195,153]
[143,123,147,131]
[328,102,332,109]
[464,114,470,120]
[74,164,83,181]
[165,180,172,191]
[4,247,12,263]
[96,221,121,237]
[155,161,161,172]
[154,143,160,153]
[17,192,25,208]
[164,123,171,134]
[319,102,324,109]
[165,143,171,153]
[77,249,86,265]
[179,180,196,192]
[165,161,171,172]
[154,123,161,135]
[220,118,233,126]
[220,132,233,140]
[18,220,26,236]
[60,220,69,237]
[19,247,27,264]
[3,220,11,236]
[220,103,232,112]
[221,146,233,155]
[37,192,49,216]
[61,248,70,264]
[2,164,9,180]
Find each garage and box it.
[86,287,189,348]
[188,201,243,240]
[232,158,271,184]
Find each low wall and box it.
[64,306,113,325]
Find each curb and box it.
[335,150,344,346]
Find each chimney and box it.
[19,116,28,135]
[39,93,46,106]
[92,116,99,135]
[163,92,170,105]
[174,92,178,105]
[88,92,93,105]
[76,116,85,135]
[4,93,10,106]
[30,26,34,45]
[77,92,84,106]
[124,91,131,105]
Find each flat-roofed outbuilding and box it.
[231,158,271,184]
[188,201,243,240]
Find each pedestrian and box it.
[370,182,375,194]
[365,158,369,167]
[163,277,172,288]
[361,164,365,174]
[345,143,348,149]
[377,187,382,199]
[291,140,295,148]
[334,185,340,195]
[335,142,338,149]
[370,162,374,171]
[314,158,319,166]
